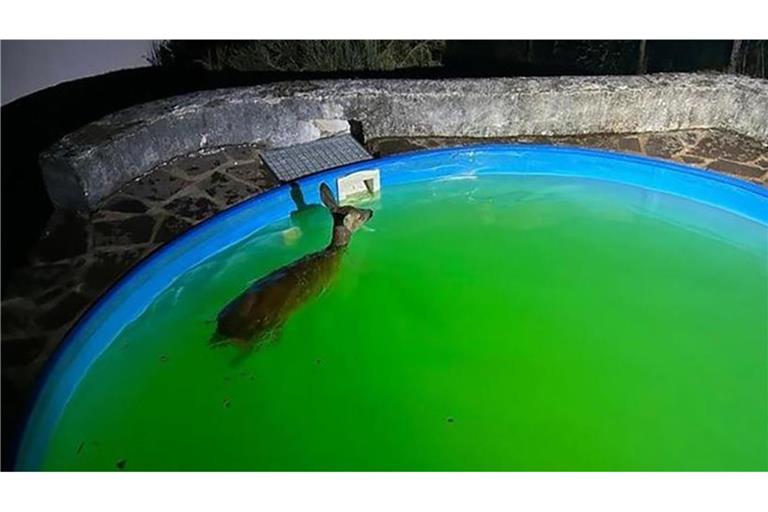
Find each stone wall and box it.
[40,73,768,210]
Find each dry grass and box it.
[149,40,445,72]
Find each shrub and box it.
[149,40,445,72]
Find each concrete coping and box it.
[40,73,768,210]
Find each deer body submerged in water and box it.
[214,183,373,346]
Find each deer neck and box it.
[328,225,352,249]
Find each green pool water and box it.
[42,175,768,471]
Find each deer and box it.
[212,182,374,350]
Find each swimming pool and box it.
[17,145,768,470]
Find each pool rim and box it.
[13,143,768,470]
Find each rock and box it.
[37,291,92,330]
[93,215,156,247]
[198,171,257,206]
[367,138,426,156]
[223,145,261,164]
[616,136,642,153]
[164,195,221,222]
[708,159,765,178]
[3,262,80,301]
[120,170,189,202]
[175,151,227,178]
[679,155,707,166]
[154,215,194,244]
[693,133,768,162]
[101,196,148,214]
[82,248,145,294]
[644,133,686,159]
[35,212,89,262]
[311,119,350,138]
[223,161,273,187]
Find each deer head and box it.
[319,182,373,248]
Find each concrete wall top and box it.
[40,73,768,210]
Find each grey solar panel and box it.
[261,134,373,182]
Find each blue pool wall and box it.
[15,144,768,469]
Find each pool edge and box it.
[13,143,768,470]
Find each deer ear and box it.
[319,183,338,210]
